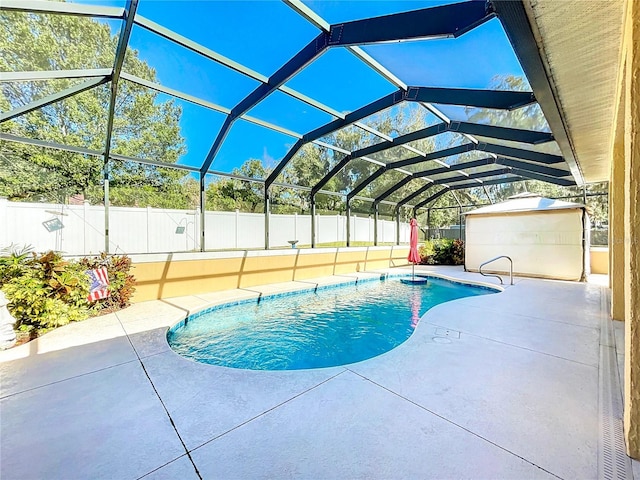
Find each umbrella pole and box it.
[412,262,415,280]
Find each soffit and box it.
[523,0,626,183]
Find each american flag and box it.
[86,267,110,302]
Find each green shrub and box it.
[420,239,465,266]
[0,247,136,338]
[451,239,465,265]
[0,244,33,287]
[418,241,436,265]
[2,251,91,333]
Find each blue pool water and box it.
[167,276,497,370]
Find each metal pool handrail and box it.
[479,255,513,285]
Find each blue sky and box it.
[83,0,528,175]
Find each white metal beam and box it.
[284,0,408,93]
[120,74,329,141]
[134,15,269,84]
[239,115,302,139]
[0,76,108,123]
[279,85,344,119]
[0,0,124,18]
[0,132,413,207]
[120,72,231,114]
[282,0,330,31]
[135,14,339,125]
[312,140,350,155]
[354,121,393,142]
[0,132,103,156]
[0,69,112,83]
[110,152,200,173]
[347,46,408,91]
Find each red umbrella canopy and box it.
[408,218,421,264]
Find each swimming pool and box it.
[167,276,498,370]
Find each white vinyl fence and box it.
[0,199,410,255]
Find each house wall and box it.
[590,247,609,275]
[611,0,640,457]
[464,209,585,281]
[129,246,411,302]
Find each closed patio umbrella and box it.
[408,218,421,280]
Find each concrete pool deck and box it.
[0,265,631,479]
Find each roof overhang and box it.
[516,0,626,183]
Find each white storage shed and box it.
[464,194,590,281]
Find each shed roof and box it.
[464,195,585,216]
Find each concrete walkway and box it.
[0,266,626,479]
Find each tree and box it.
[276,101,437,216]
[206,159,266,213]
[460,75,609,221]
[0,7,190,207]
[466,75,549,131]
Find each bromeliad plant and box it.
[0,246,136,338]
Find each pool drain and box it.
[435,328,460,339]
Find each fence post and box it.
[235,209,240,249]
[0,198,7,247]
[294,212,298,242]
[373,204,379,246]
[195,207,201,251]
[103,166,110,253]
[264,190,270,250]
[346,203,351,247]
[199,173,206,252]
[310,197,316,248]
[83,200,90,255]
[146,206,152,253]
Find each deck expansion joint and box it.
[347,368,565,480]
